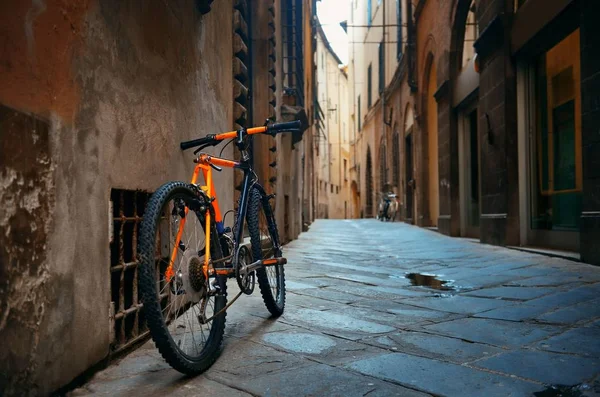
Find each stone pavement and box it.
[71,220,600,397]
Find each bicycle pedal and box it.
[262,257,287,266]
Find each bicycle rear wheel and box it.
[246,187,285,316]
[138,181,227,375]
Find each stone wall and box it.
[0,0,234,394]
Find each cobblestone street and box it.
[72,220,600,397]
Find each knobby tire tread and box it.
[138,181,227,375]
[246,188,286,316]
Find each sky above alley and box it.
[317,0,349,64]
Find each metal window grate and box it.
[109,189,152,353]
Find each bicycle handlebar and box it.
[180,120,302,151]
[267,120,301,133]
[180,134,217,150]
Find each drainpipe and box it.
[381,0,386,191]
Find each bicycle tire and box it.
[246,187,286,316]
[138,181,227,375]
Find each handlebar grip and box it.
[180,134,219,150]
[269,120,301,132]
[180,137,207,150]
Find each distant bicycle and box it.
[137,119,302,374]
[377,191,398,222]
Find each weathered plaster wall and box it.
[0,106,55,396]
[0,0,233,394]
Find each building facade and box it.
[348,0,413,220]
[348,0,600,262]
[0,0,316,394]
[315,24,352,219]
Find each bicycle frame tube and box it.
[165,154,243,282]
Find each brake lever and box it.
[193,144,210,155]
[209,163,223,172]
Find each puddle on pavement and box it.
[404,273,455,291]
[263,332,336,354]
[533,384,591,397]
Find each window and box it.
[358,95,362,130]
[321,51,324,69]
[396,0,403,60]
[529,29,582,231]
[330,184,333,193]
[378,41,384,93]
[367,64,372,107]
[461,1,478,70]
[367,0,372,26]
[344,159,348,181]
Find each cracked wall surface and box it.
[0,106,54,396]
[0,0,233,394]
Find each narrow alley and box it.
[73,220,600,397]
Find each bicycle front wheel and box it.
[247,187,286,316]
[138,181,227,375]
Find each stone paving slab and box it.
[536,298,600,324]
[524,284,600,310]
[71,373,253,397]
[351,300,461,324]
[473,349,600,385]
[400,295,514,314]
[536,327,600,357]
[506,274,591,287]
[72,220,600,397]
[284,291,351,311]
[361,331,503,364]
[261,330,385,366]
[287,284,367,303]
[473,303,552,322]
[347,352,542,397]
[463,286,557,300]
[212,362,432,397]
[280,307,396,340]
[423,317,564,348]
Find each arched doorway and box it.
[427,59,439,226]
[453,0,481,237]
[366,147,374,217]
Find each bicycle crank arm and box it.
[244,257,287,273]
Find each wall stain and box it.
[0,105,54,396]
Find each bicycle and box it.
[137,119,302,375]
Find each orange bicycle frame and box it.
[164,154,241,282]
